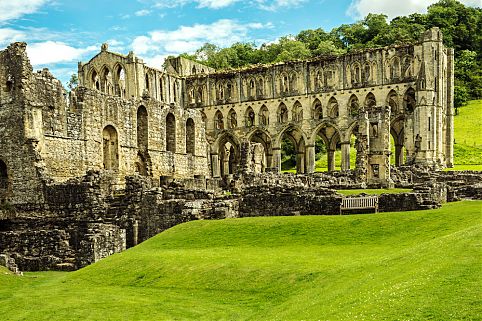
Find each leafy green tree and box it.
[66,74,78,91]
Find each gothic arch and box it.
[327,97,339,118]
[387,90,400,115]
[102,125,119,171]
[166,113,176,153]
[114,63,126,98]
[364,92,377,109]
[228,108,237,129]
[278,103,289,123]
[90,68,100,90]
[258,105,269,126]
[214,110,224,130]
[390,56,401,80]
[245,106,255,127]
[403,87,416,113]
[312,99,323,120]
[348,94,360,117]
[186,118,195,155]
[292,101,303,122]
[137,105,148,151]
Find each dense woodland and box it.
[176,0,481,109]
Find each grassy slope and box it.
[1,201,481,320]
[454,100,482,166]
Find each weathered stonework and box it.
[0,27,468,272]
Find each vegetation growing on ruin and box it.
[0,201,480,320]
[177,0,481,107]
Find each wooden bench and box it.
[340,196,379,214]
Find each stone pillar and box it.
[133,220,139,246]
[305,144,315,174]
[341,142,351,171]
[327,149,335,172]
[211,153,220,178]
[446,48,454,167]
[296,152,305,174]
[272,147,281,172]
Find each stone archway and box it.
[102,125,119,171]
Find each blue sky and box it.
[0,0,480,85]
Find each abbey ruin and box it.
[0,27,479,272]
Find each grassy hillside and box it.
[453,100,482,168]
[0,201,481,320]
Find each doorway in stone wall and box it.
[103,125,119,171]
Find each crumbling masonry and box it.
[1,27,473,272]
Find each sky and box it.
[0,0,480,85]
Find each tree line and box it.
[175,0,481,109]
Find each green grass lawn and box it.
[0,201,481,320]
[454,100,482,165]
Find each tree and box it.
[66,74,78,91]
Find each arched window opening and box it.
[218,83,224,101]
[404,88,416,113]
[103,125,119,171]
[257,77,264,96]
[201,111,207,130]
[228,109,237,129]
[145,74,150,91]
[354,65,361,83]
[173,81,178,102]
[116,66,126,98]
[292,101,303,122]
[248,79,255,98]
[314,70,323,91]
[226,83,233,99]
[364,63,371,82]
[137,106,148,151]
[387,90,399,114]
[328,97,339,118]
[101,67,113,95]
[192,66,197,75]
[280,129,305,174]
[391,57,400,80]
[5,77,13,92]
[365,93,377,109]
[215,110,224,130]
[166,113,176,153]
[159,77,164,101]
[219,140,239,177]
[348,95,360,117]
[391,122,406,167]
[197,86,203,104]
[245,107,255,127]
[259,105,269,126]
[91,70,100,90]
[278,103,289,123]
[313,99,323,120]
[316,126,341,172]
[186,118,195,155]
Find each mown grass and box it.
[454,100,482,165]
[0,201,481,320]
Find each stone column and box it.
[272,147,281,172]
[211,153,220,178]
[133,220,139,246]
[305,144,315,174]
[327,149,335,172]
[341,142,351,171]
[296,152,305,174]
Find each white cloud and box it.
[0,0,50,22]
[146,0,304,10]
[348,0,482,20]
[132,19,271,56]
[135,9,152,16]
[0,28,26,45]
[26,41,97,65]
[197,0,239,9]
[255,0,307,11]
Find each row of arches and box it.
[90,64,126,97]
[211,88,416,131]
[102,108,196,173]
